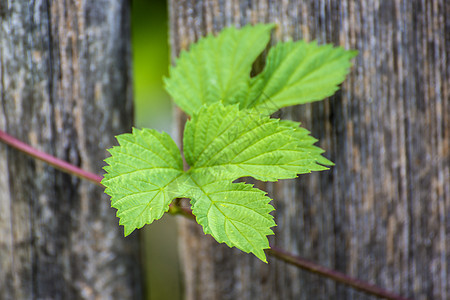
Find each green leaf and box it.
[164,23,274,116]
[279,119,334,166]
[104,24,357,262]
[183,103,330,182]
[102,105,332,261]
[102,128,183,236]
[179,175,275,262]
[247,41,358,114]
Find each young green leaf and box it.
[169,103,332,261]
[102,128,183,236]
[102,104,332,261]
[178,176,275,262]
[183,103,330,182]
[164,23,274,116]
[104,23,356,263]
[166,170,276,262]
[246,41,358,114]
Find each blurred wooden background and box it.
[0,1,141,299]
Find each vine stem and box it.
[0,129,412,300]
[266,246,411,300]
[0,130,103,186]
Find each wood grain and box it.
[169,1,449,299]
[0,1,141,299]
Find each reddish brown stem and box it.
[266,246,411,300]
[0,130,103,186]
[0,129,412,300]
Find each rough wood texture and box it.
[0,1,141,299]
[169,1,449,299]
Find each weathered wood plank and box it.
[169,1,449,299]
[0,1,141,299]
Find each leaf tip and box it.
[123,227,134,237]
[100,176,108,187]
[256,249,270,263]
